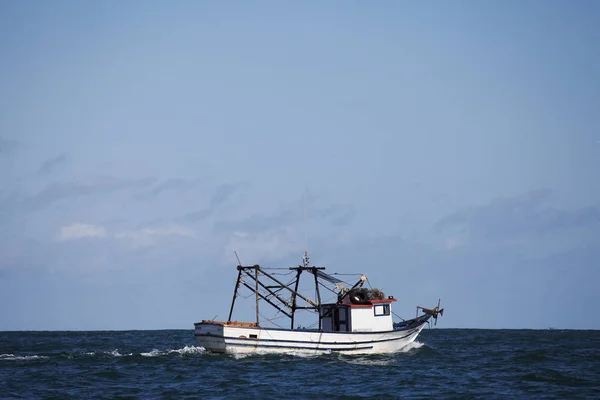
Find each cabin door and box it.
[333,307,349,332]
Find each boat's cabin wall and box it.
[350,302,393,332]
[320,300,395,333]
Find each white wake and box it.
[0,353,48,361]
[141,345,205,357]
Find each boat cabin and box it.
[320,298,397,332]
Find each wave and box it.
[1,346,205,361]
[400,340,425,352]
[106,349,133,357]
[0,353,49,361]
[86,346,205,358]
[141,345,205,357]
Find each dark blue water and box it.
[1,329,599,399]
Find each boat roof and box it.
[322,298,397,308]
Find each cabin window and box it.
[374,304,390,316]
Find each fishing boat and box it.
[194,252,443,355]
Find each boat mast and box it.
[227,267,243,323]
[290,268,303,329]
[303,251,322,330]
[255,265,259,326]
[312,269,322,330]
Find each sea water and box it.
[1,329,599,399]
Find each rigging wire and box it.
[259,311,287,329]
[305,320,319,329]
[268,271,295,276]
[392,310,407,323]
[317,280,339,294]
[239,291,255,300]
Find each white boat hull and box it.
[194,320,428,355]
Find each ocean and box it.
[1,329,599,399]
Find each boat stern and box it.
[194,321,226,353]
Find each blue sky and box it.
[1,1,599,330]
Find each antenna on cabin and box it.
[303,186,310,267]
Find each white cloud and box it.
[115,224,196,247]
[59,223,107,241]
